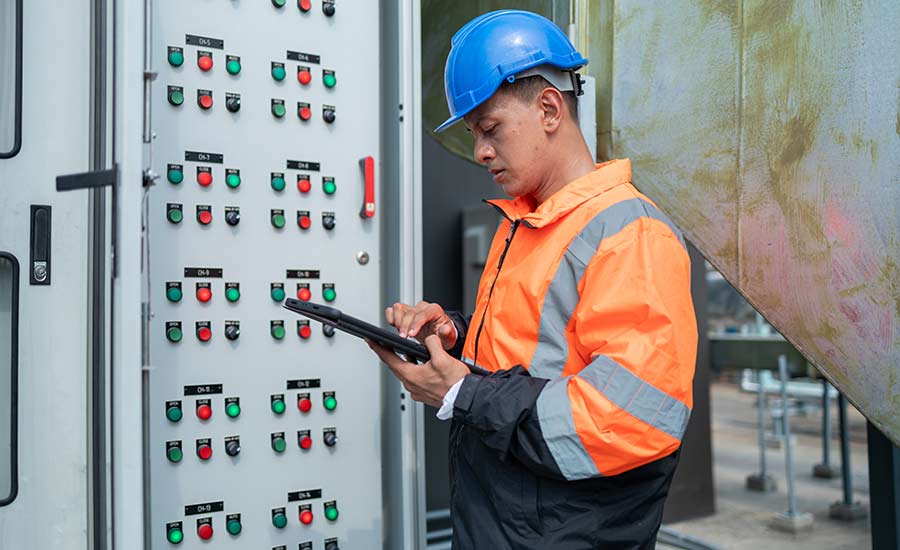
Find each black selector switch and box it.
[323,325,335,338]
[322,1,335,16]
[324,431,337,447]
[225,324,240,341]
[225,439,241,457]
[226,95,241,113]
[323,108,336,124]
[322,214,336,230]
[325,541,339,550]
[225,209,241,226]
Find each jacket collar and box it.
[485,159,632,228]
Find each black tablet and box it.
[283,299,488,375]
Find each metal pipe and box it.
[142,0,154,143]
[822,378,832,467]
[758,370,768,478]
[779,355,798,516]
[839,393,854,505]
[657,526,724,550]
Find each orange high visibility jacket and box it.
[450,158,697,480]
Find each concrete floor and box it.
[661,379,872,550]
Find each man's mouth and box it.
[489,168,505,182]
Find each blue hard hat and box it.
[435,9,588,133]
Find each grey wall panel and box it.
[0,0,91,547]
[147,2,386,548]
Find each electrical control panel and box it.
[148,2,384,548]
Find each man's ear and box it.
[538,87,565,133]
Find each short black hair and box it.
[499,75,579,120]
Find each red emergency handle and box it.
[359,156,375,219]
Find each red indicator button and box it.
[299,106,312,121]
[298,397,312,412]
[297,178,311,193]
[197,287,212,302]
[198,55,213,72]
[299,325,312,340]
[298,0,312,12]
[197,523,214,539]
[298,215,312,230]
[197,171,213,186]
[297,287,311,301]
[197,326,212,342]
[298,69,312,85]
[299,510,314,525]
[198,94,213,110]
[197,404,212,420]
[198,211,213,225]
[299,435,313,450]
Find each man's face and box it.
[463,90,548,198]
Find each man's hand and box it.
[367,335,470,408]
[386,301,457,350]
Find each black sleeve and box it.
[452,366,566,480]
[444,310,472,360]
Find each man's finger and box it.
[423,334,446,359]
[368,339,415,376]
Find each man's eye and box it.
[484,124,497,135]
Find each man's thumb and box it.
[424,334,445,357]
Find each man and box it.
[367,9,697,549]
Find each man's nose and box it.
[475,139,495,165]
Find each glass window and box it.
[0,253,18,505]
[0,0,22,158]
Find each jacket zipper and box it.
[472,216,521,367]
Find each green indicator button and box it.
[168,50,184,67]
[324,396,337,411]
[272,437,287,453]
[323,73,336,88]
[167,169,183,184]
[272,65,286,81]
[167,526,184,545]
[226,59,241,75]
[272,325,286,340]
[272,511,287,528]
[167,90,184,107]
[167,447,183,463]
[166,406,182,423]
[323,288,336,302]
[226,287,241,302]
[167,208,183,224]
[166,286,183,302]
[226,173,241,188]
[271,0,286,7]
[271,175,286,191]
[226,403,241,418]
[271,399,286,414]
[272,102,286,118]
[272,214,286,228]
[167,327,183,343]
[323,180,337,195]
[271,286,286,301]
[325,505,339,522]
[226,519,242,536]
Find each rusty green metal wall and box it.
[602,0,900,445]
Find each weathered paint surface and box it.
[608,0,900,444]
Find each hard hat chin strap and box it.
[509,65,584,96]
